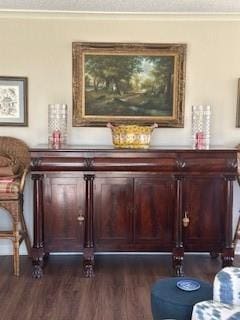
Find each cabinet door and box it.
[134,177,175,249]
[94,177,133,250]
[183,176,225,251]
[43,175,85,251]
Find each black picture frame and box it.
[0,76,28,126]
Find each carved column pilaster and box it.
[172,175,184,276]
[222,175,236,267]
[31,173,45,279]
[83,174,95,277]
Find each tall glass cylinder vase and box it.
[48,104,68,146]
[192,105,211,149]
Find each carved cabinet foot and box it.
[175,265,184,277]
[172,248,184,277]
[83,260,95,278]
[31,251,45,279]
[32,265,43,279]
[222,256,234,267]
[222,248,234,267]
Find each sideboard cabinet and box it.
[30,146,237,278]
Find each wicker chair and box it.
[0,137,31,276]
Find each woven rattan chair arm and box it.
[19,168,28,193]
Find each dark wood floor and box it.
[0,254,239,320]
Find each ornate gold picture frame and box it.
[73,42,186,127]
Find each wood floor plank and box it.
[0,254,239,320]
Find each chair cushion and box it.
[0,153,20,177]
[192,300,240,320]
[0,179,21,196]
[0,155,11,167]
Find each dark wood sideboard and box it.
[30,145,238,278]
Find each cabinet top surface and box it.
[30,144,237,153]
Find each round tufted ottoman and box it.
[151,277,213,320]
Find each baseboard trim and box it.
[1,239,240,255]
[1,248,239,256]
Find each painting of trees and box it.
[84,54,174,116]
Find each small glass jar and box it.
[48,104,68,146]
[192,105,211,149]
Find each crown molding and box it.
[0,10,240,21]
[0,0,240,14]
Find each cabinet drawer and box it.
[179,153,237,173]
[93,157,177,171]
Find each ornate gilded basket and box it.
[107,123,158,149]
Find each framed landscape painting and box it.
[0,76,28,126]
[73,42,186,127]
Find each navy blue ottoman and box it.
[151,277,213,320]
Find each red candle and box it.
[196,132,204,149]
[52,130,61,148]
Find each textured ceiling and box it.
[0,0,240,13]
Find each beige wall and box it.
[0,12,240,253]
[0,13,240,146]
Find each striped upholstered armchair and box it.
[192,267,240,320]
[0,136,31,276]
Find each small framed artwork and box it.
[236,78,240,127]
[0,76,28,126]
[72,42,186,127]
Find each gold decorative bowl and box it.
[107,123,158,149]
